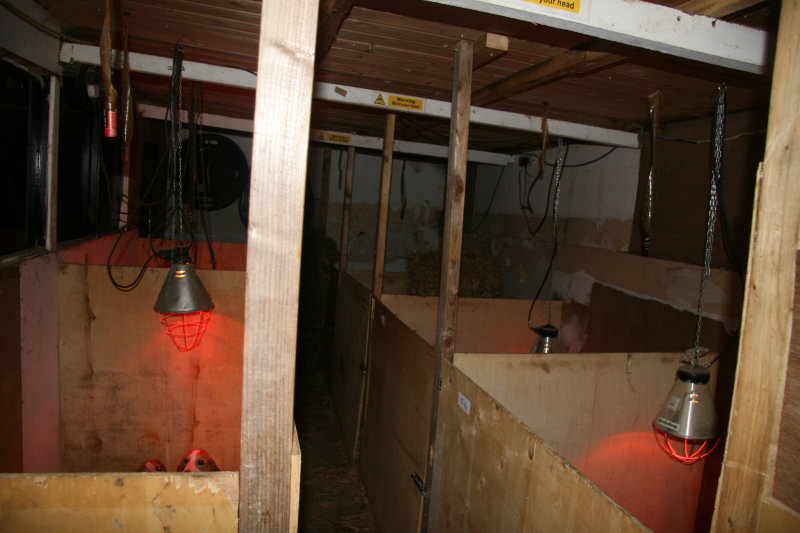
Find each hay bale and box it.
[406,248,500,297]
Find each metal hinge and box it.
[437,376,442,391]
[411,472,428,498]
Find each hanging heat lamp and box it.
[154,259,214,352]
[653,364,720,464]
[652,86,727,464]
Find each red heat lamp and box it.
[154,261,214,352]
[652,365,720,464]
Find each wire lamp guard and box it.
[154,260,214,352]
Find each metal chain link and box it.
[547,138,565,324]
[692,86,726,367]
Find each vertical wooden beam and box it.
[712,1,800,531]
[45,75,59,251]
[339,145,356,278]
[371,113,395,300]
[422,39,473,531]
[239,0,318,531]
[319,147,332,233]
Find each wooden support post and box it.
[239,0,318,531]
[422,39,473,531]
[339,145,356,279]
[711,1,800,530]
[372,113,395,300]
[45,75,59,251]
[320,147,331,233]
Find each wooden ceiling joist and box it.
[316,0,355,64]
[472,32,508,69]
[472,48,624,107]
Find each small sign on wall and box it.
[457,391,471,415]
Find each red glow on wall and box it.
[652,426,719,465]
[157,309,213,351]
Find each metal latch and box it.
[411,472,428,497]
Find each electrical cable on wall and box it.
[641,88,661,256]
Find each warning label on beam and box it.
[373,92,425,112]
[524,0,581,14]
[326,133,351,144]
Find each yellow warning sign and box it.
[524,0,580,14]
[317,133,325,141]
[388,94,424,111]
[374,94,386,105]
[326,133,351,144]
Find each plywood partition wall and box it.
[360,299,434,533]
[58,265,244,472]
[455,352,708,533]
[239,0,317,529]
[428,358,647,533]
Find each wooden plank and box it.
[239,0,318,530]
[338,146,356,276]
[472,32,508,70]
[454,351,708,533]
[674,0,765,18]
[0,472,238,533]
[772,251,800,512]
[58,265,244,472]
[0,265,22,473]
[290,425,301,533]
[428,359,647,532]
[759,498,800,533]
[360,300,433,533]
[423,38,473,532]
[316,0,355,64]
[372,113,395,300]
[320,147,332,233]
[712,1,800,530]
[329,271,372,460]
[45,76,59,251]
[19,254,60,472]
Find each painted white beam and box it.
[61,43,258,89]
[311,129,515,166]
[424,0,769,74]
[138,103,514,166]
[0,0,61,73]
[71,44,638,148]
[313,82,640,148]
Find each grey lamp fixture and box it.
[532,324,561,354]
[154,260,214,351]
[652,365,720,464]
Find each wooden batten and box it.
[712,1,800,530]
[424,39,473,532]
[0,473,239,533]
[238,0,318,530]
[471,32,508,70]
[338,145,356,278]
[319,146,331,233]
[372,113,395,300]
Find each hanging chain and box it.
[692,86,726,367]
[547,138,565,324]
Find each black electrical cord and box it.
[465,165,505,233]
[527,140,566,329]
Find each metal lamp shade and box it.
[653,365,720,463]
[154,262,214,351]
[154,262,214,314]
[531,324,561,354]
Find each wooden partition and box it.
[454,352,710,533]
[429,358,647,532]
[382,294,561,352]
[58,264,244,472]
[0,428,302,533]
